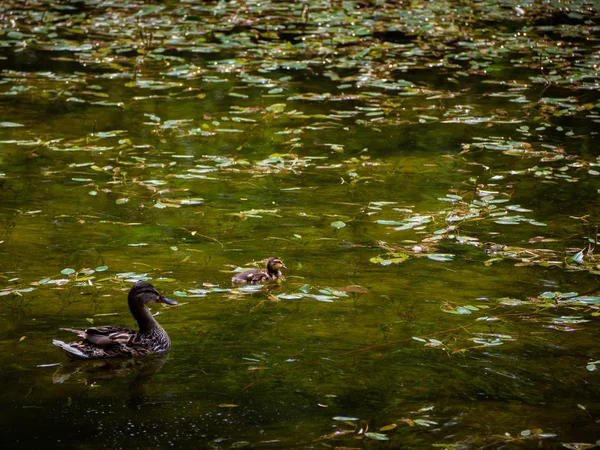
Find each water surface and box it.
[1,1,600,448]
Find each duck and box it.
[232,256,287,285]
[52,281,177,359]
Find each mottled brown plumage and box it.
[53,281,177,359]
[232,257,287,285]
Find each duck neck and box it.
[268,268,282,279]
[129,299,160,333]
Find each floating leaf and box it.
[427,338,444,347]
[414,419,438,427]
[331,221,346,229]
[365,432,389,441]
[333,416,359,421]
[16,288,35,293]
[552,316,588,324]
[318,287,348,297]
[342,285,369,294]
[376,220,404,226]
[442,304,472,315]
[572,296,600,305]
[370,253,409,265]
[298,284,311,293]
[570,249,585,264]
[427,254,454,262]
[309,294,335,303]
[277,294,304,300]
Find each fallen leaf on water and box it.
[317,430,355,440]
[333,416,359,421]
[562,444,596,450]
[342,285,369,294]
[400,418,415,427]
[364,432,389,441]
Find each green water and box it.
[1,1,600,448]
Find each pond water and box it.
[1,1,600,448]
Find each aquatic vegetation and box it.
[1,0,600,448]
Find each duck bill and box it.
[281,264,287,270]
[160,295,178,306]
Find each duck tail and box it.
[59,327,86,338]
[52,340,89,359]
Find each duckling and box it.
[52,281,177,359]
[232,256,287,285]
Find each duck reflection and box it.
[52,353,170,407]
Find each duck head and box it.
[129,281,178,307]
[266,257,287,274]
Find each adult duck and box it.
[232,256,287,285]
[53,281,177,359]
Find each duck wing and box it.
[60,326,137,346]
[232,269,271,284]
[83,326,137,346]
[53,326,141,359]
[59,327,87,339]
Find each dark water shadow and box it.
[52,353,170,408]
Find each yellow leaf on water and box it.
[75,276,95,282]
[218,404,238,408]
[379,423,397,432]
[401,418,415,427]
[19,336,26,342]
